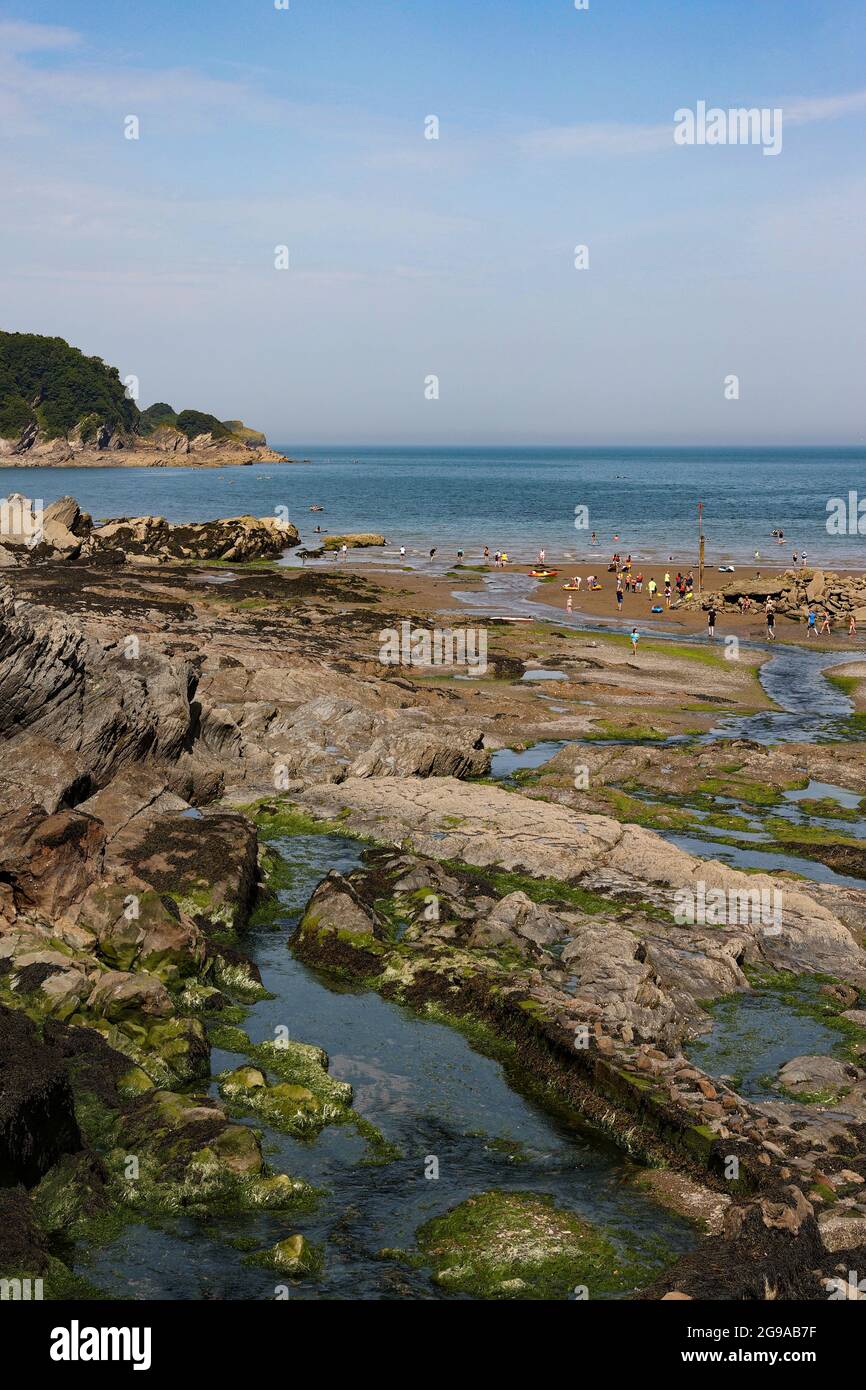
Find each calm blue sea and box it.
[3,446,865,567]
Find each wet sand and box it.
[340,557,865,649]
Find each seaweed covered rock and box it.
[244,1233,321,1277]
[0,1005,81,1186]
[295,871,388,975]
[413,1190,645,1300]
[642,1186,827,1301]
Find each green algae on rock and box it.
[413,1190,650,1299]
[243,1233,322,1278]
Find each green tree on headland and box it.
[0,331,264,447]
[175,409,232,441]
[0,331,139,439]
[139,402,178,432]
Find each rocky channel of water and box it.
[83,834,695,1299]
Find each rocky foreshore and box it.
[704,567,866,622]
[0,494,299,566]
[1,542,866,1300]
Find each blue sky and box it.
[1,0,864,444]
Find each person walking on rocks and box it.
[807,608,817,638]
[819,609,831,637]
[766,603,775,641]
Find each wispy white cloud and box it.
[519,89,866,159]
[0,20,80,55]
[518,121,671,158]
[785,90,866,124]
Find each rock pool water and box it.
[83,834,695,1299]
[489,741,567,781]
[686,985,844,1101]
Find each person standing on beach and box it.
[635,572,643,593]
[807,608,817,637]
[766,603,775,641]
[630,628,640,655]
[647,578,657,602]
[849,612,857,637]
[616,585,623,613]
[707,607,716,639]
[819,610,831,636]
[566,594,573,614]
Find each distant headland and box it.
[0,330,288,467]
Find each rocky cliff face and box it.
[0,422,287,467]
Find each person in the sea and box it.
[429,547,437,560]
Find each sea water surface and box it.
[4,445,866,567]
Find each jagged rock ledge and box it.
[0,495,299,566]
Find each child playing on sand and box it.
[630,629,640,655]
